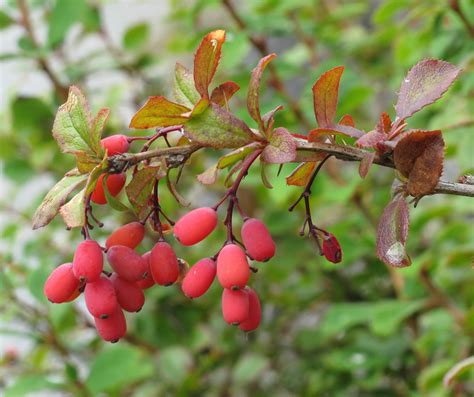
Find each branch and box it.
[110,139,474,198]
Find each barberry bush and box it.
[1,1,473,396]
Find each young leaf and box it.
[338,114,355,127]
[262,127,297,164]
[286,162,317,186]
[394,130,444,196]
[247,53,277,131]
[376,112,391,134]
[376,196,411,267]
[184,103,257,148]
[359,152,375,178]
[217,143,260,169]
[103,175,130,212]
[262,105,284,131]
[129,96,190,129]
[395,59,461,120]
[52,86,103,158]
[260,161,273,189]
[91,108,110,139]
[197,164,218,185]
[355,131,387,148]
[308,128,345,141]
[210,81,240,107]
[126,165,164,217]
[173,63,201,108]
[194,30,226,99]
[32,173,88,229]
[312,66,344,128]
[187,98,209,117]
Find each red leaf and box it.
[395,59,461,120]
[307,128,341,141]
[262,127,297,164]
[194,30,226,99]
[376,196,411,268]
[210,81,240,107]
[355,131,387,148]
[376,112,391,134]
[393,130,445,196]
[359,151,375,178]
[312,66,344,128]
[338,114,355,127]
[129,96,190,129]
[286,162,317,186]
[247,53,277,132]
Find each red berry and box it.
[241,218,276,262]
[150,242,179,286]
[101,134,130,155]
[322,233,342,263]
[174,207,218,246]
[136,252,155,289]
[84,275,118,318]
[106,245,147,282]
[44,263,81,303]
[181,258,216,298]
[105,222,145,249]
[91,173,126,205]
[72,240,103,283]
[110,273,145,312]
[221,288,249,325]
[94,306,127,343]
[216,244,250,289]
[239,287,261,332]
[64,286,82,302]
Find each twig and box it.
[449,0,474,37]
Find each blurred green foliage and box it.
[0,0,473,396]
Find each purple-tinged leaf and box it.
[262,127,297,164]
[184,103,258,148]
[356,131,387,148]
[286,161,317,186]
[210,81,240,107]
[312,66,344,128]
[359,152,375,178]
[173,63,200,108]
[194,30,226,99]
[247,53,277,132]
[395,59,461,120]
[308,127,346,141]
[331,124,364,138]
[262,105,283,131]
[376,196,411,267]
[129,96,190,129]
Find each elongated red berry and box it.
[94,306,127,343]
[136,252,155,289]
[101,134,130,155]
[84,276,118,318]
[110,273,145,312]
[216,244,250,289]
[150,241,179,286]
[64,286,82,302]
[72,240,103,283]
[241,218,275,262]
[91,173,126,205]
[107,245,147,282]
[239,287,261,332]
[174,207,218,246]
[322,233,342,263]
[44,263,81,303]
[105,222,145,249]
[181,258,216,298]
[222,288,249,325]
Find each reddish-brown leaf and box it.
[356,131,387,148]
[395,59,461,120]
[338,114,355,127]
[129,96,190,129]
[359,151,375,178]
[247,53,277,132]
[394,130,444,196]
[194,30,226,99]
[262,127,297,164]
[312,66,344,128]
[210,81,240,107]
[286,162,317,186]
[376,196,411,268]
[376,112,391,134]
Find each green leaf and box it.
[5,375,62,397]
[157,346,193,385]
[184,103,257,148]
[262,127,297,163]
[369,300,424,336]
[52,86,104,160]
[232,353,269,385]
[32,173,88,229]
[193,30,226,98]
[47,0,87,47]
[217,143,260,169]
[125,165,164,216]
[86,345,154,393]
[123,23,150,50]
[103,175,130,212]
[12,96,53,138]
[129,96,190,129]
[173,63,201,108]
[0,10,14,30]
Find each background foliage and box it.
[1,0,473,396]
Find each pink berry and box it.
[72,240,103,283]
[44,263,81,303]
[84,275,118,318]
[110,273,145,312]
[150,241,179,286]
[216,244,250,289]
[241,218,275,261]
[174,207,218,246]
[91,173,126,205]
[106,222,145,249]
[239,287,261,332]
[221,288,249,325]
[106,245,147,282]
[94,306,127,343]
[181,258,216,298]
[101,134,130,155]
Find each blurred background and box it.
[0,0,473,396]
